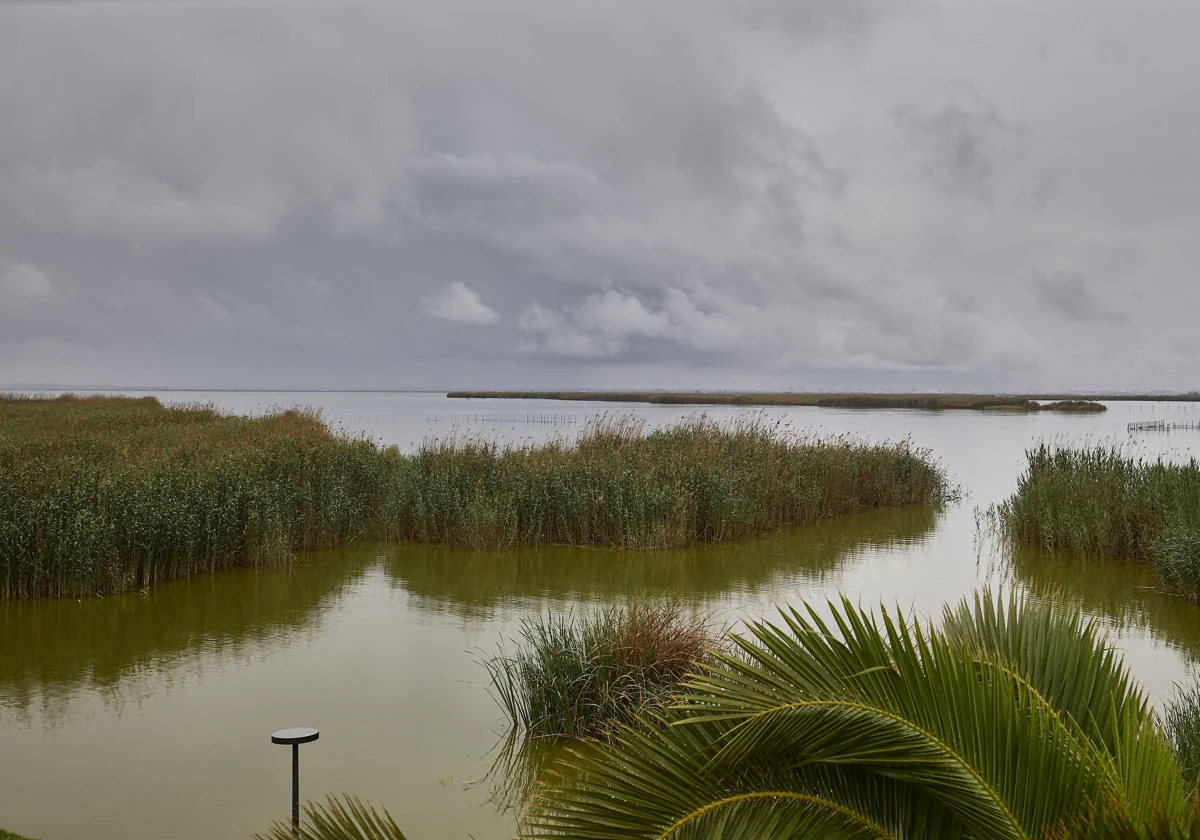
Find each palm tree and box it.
[523,591,1198,839]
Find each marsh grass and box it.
[1163,679,1200,788]
[1156,528,1200,601]
[400,415,953,551]
[990,443,1200,599]
[0,394,400,598]
[991,443,1200,559]
[484,603,717,739]
[2,397,951,598]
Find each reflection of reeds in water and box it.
[386,505,940,618]
[0,543,373,718]
[484,733,572,819]
[996,544,1200,662]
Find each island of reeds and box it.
[990,442,1200,600]
[0,395,952,598]
[448,390,1113,412]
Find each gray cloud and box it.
[1032,269,1127,324]
[0,0,1197,390]
[896,82,1027,206]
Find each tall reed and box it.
[991,443,1200,559]
[991,443,1200,600]
[1,397,951,598]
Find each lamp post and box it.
[271,727,320,836]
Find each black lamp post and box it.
[271,727,320,836]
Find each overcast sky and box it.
[1,0,1197,391]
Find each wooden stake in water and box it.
[272,727,320,836]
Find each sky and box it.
[1,0,1197,392]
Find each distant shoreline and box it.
[445,391,1200,410]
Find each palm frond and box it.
[253,795,407,840]
[523,591,1194,840]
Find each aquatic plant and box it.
[253,795,406,840]
[1,396,951,598]
[0,395,402,598]
[1164,678,1200,789]
[483,602,716,739]
[524,591,1199,839]
[1156,528,1200,602]
[991,443,1200,560]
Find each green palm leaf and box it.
[523,591,1195,839]
[253,795,407,840]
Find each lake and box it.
[3,391,1200,839]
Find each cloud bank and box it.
[1,0,1197,390]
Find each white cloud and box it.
[422,282,500,325]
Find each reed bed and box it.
[1,396,951,598]
[991,443,1200,599]
[483,603,716,739]
[0,395,402,598]
[991,443,1200,559]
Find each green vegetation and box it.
[991,443,1200,598]
[484,603,715,739]
[1,396,950,598]
[1040,399,1108,412]
[254,795,406,840]
[1157,528,1200,602]
[1163,679,1200,788]
[0,394,398,598]
[0,831,36,840]
[449,390,1122,410]
[524,591,1199,839]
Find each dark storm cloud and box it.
[1,0,1198,390]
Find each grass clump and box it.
[1163,679,1200,788]
[2,397,951,598]
[484,603,716,739]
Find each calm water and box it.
[4,392,1200,839]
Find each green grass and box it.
[483,603,716,739]
[1,396,951,598]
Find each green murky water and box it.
[3,393,1200,839]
